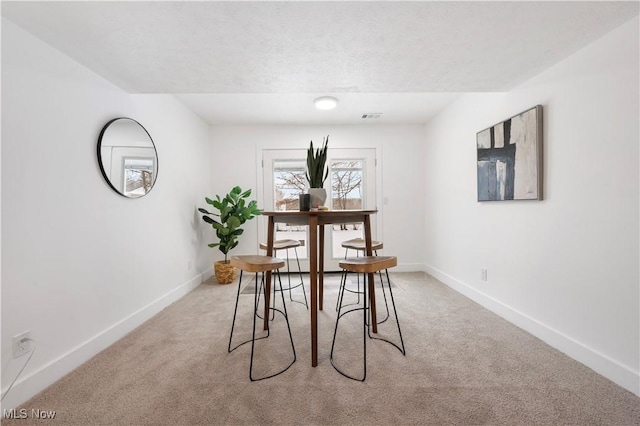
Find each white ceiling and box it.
[2,1,638,125]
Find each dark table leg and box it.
[364,215,378,333]
[309,215,318,367]
[319,224,324,311]
[264,217,275,331]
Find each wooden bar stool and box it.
[228,255,296,381]
[337,238,390,325]
[259,239,308,309]
[330,255,405,381]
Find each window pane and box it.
[331,160,363,258]
[274,160,306,210]
[331,160,363,210]
[273,160,308,258]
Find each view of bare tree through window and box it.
[274,160,306,211]
[331,160,363,210]
[273,160,309,257]
[331,160,363,231]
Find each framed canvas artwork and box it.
[476,105,543,201]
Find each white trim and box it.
[425,264,640,397]
[0,273,206,409]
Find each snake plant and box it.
[305,135,329,188]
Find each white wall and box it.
[1,20,212,408]
[423,17,639,395]
[209,125,426,270]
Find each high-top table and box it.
[261,209,378,367]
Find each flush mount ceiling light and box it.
[313,96,338,110]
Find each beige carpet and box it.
[4,272,639,425]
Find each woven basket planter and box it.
[214,260,238,285]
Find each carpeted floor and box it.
[4,272,639,425]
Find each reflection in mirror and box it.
[97,118,158,198]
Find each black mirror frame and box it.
[97,117,159,198]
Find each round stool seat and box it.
[259,239,302,251]
[341,238,383,251]
[339,256,397,274]
[230,255,285,273]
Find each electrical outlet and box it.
[13,331,31,358]
[481,268,488,282]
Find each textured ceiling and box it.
[2,1,638,124]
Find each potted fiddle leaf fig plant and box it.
[198,186,262,284]
[306,135,329,208]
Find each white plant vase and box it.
[308,188,327,208]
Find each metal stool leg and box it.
[229,270,269,353]
[267,247,308,309]
[336,267,348,312]
[368,263,390,325]
[228,270,244,353]
[256,272,277,321]
[367,268,406,355]
[280,247,308,309]
[337,249,389,326]
[249,269,296,381]
[336,247,363,311]
[331,255,404,381]
[292,247,308,309]
[330,268,367,381]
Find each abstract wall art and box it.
[476,105,543,201]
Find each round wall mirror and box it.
[97,118,158,198]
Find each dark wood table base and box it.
[261,210,378,367]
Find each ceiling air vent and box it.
[361,113,383,119]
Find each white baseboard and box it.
[425,264,640,397]
[1,272,206,410]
